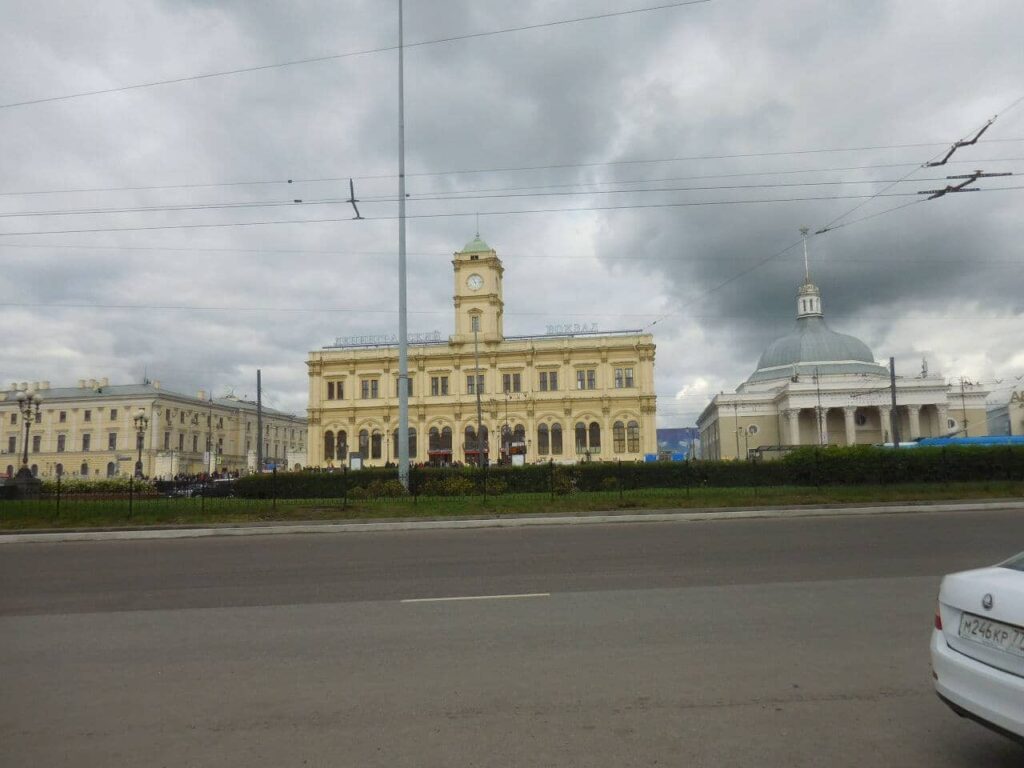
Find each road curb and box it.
[1,499,1021,544]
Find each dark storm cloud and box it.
[0,0,1021,420]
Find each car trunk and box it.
[939,566,1024,679]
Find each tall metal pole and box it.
[889,357,900,448]
[815,366,824,446]
[256,369,263,472]
[474,325,484,466]
[396,0,410,488]
[960,378,969,436]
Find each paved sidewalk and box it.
[1,498,1021,544]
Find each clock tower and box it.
[452,235,504,342]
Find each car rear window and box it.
[1001,552,1024,571]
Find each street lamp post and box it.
[15,390,42,478]
[133,408,149,479]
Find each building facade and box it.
[307,237,657,467]
[698,274,989,460]
[987,389,1024,436]
[0,378,307,479]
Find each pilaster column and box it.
[878,406,892,443]
[907,405,921,440]
[843,407,857,446]
[785,409,801,445]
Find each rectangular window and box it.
[361,379,379,399]
[539,372,548,391]
[178,434,184,451]
[108,433,117,450]
[327,382,335,400]
[503,373,511,393]
[9,413,15,425]
[59,411,67,423]
[57,434,66,452]
[164,432,170,450]
[7,436,15,453]
[549,371,558,391]
[82,434,91,452]
[192,435,199,452]
[471,315,480,332]
[615,369,624,388]
[34,412,41,424]
[395,378,412,397]
[110,409,118,420]
[32,435,40,452]
[84,410,91,422]
[431,376,450,396]
[180,412,185,424]
[625,367,634,388]
[587,370,597,390]
[467,374,485,394]
[577,370,585,390]
[513,373,521,392]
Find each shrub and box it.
[600,476,620,492]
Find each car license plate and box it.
[958,612,1024,658]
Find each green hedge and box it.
[40,477,155,494]
[232,446,1024,499]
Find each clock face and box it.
[466,273,484,291]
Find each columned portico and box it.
[785,409,800,445]
[878,405,892,443]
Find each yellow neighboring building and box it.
[0,378,307,479]
[307,236,657,467]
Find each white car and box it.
[931,551,1024,743]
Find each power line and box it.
[8,172,1014,219]
[3,186,1022,238]
[816,94,1024,235]
[4,240,1019,266]
[0,0,712,110]
[2,143,1021,198]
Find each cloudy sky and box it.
[1,0,1022,424]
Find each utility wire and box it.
[0,0,711,110]
[816,94,1024,235]
[3,187,1022,238]
[2,142,1021,198]
[6,172,1011,219]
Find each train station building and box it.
[697,269,989,460]
[306,236,658,467]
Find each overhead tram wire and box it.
[1,141,1021,198]
[8,172,1022,220]
[3,187,1022,239]
[815,93,1024,235]
[0,0,712,110]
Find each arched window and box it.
[358,429,369,458]
[575,422,587,454]
[371,431,382,460]
[589,422,601,451]
[337,430,348,461]
[106,462,116,478]
[80,462,88,477]
[627,421,640,453]
[465,424,477,447]
[392,428,416,459]
[613,421,626,453]
[441,426,452,451]
[55,463,64,477]
[551,423,563,455]
[324,430,335,461]
[537,424,550,455]
[513,424,525,443]
[429,427,441,451]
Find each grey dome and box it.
[747,316,887,384]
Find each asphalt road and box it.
[2,506,1023,767]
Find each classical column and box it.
[878,406,891,443]
[907,405,921,440]
[843,406,857,446]
[936,403,950,435]
[785,409,801,445]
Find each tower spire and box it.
[800,226,811,283]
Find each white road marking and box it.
[401,592,550,604]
